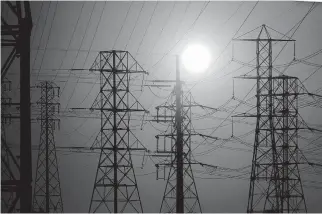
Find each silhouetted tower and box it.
[87,51,147,213]
[32,81,63,212]
[233,25,307,213]
[154,57,201,213]
[1,2,33,212]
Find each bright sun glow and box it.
[181,44,211,73]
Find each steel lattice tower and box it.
[87,50,147,213]
[233,25,307,213]
[32,81,63,212]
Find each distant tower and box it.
[33,81,63,212]
[88,51,147,213]
[233,25,307,213]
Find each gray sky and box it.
[2,1,322,212]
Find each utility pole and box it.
[76,50,148,213]
[32,81,63,212]
[20,6,33,212]
[1,2,33,212]
[152,57,222,213]
[233,24,308,213]
[175,56,184,213]
[154,90,202,213]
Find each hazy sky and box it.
[2,1,322,213]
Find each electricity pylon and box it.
[233,24,308,213]
[32,81,63,212]
[1,2,33,212]
[80,50,148,213]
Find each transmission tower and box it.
[233,24,308,213]
[32,81,63,212]
[79,50,148,213]
[1,2,33,212]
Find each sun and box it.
[181,44,211,73]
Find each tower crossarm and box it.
[233,39,295,42]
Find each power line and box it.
[276,2,317,66]
[35,2,59,81]
[136,1,159,55]
[148,2,176,55]
[147,1,210,74]
[141,2,207,115]
[30,2,45,47]
[63,2,107,110]
[124,2,145,51]
[31,2,52,71]
[52,2,86,82]
[58,2,97,96]
[191,83,256,154]
[112,2,133,50]
[303,65,322,83]
[186,1,259,93]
